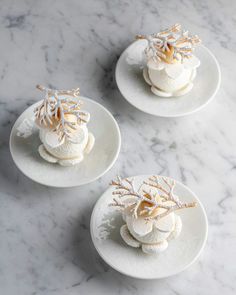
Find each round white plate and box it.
[10,97,121,187]
[90,175,208,279]
[116,40,221,117]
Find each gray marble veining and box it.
[0,0,235,294]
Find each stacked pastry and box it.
[110,175,196,254]
[35,85,95,166]
[137,24,201,97]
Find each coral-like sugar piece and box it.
[109,175,197,254]
[110,175,196,221]
[136,23,201,64]
[34,85,90,143]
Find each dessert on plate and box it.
[34,85,95,166]
[17,85,95,166]
[136,24,201,97]
[110,175,197,254]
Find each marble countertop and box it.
[0,0,235,294]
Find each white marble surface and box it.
[0,0,235,294]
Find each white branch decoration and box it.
[136,23,201,63]
[34,85,89,142]
[110,176,196,221]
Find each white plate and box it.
[116,40,221,117]
[10,97,121,187]
[90,175,208,279]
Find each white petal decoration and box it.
[190,68,197,81]
[132,217,153,236]
[84,133,95,154]
[167,215,182,241]
[151,86,172,97]
[165,63,184,79]
[59,155,83,166]
[69,127,86,144]
[154,213,175,232]
[143,68,152,85]
[45,131,64,148]
[120,225,140,248]
[38,144,58,163]
[147,59,165,70]
[142,240,168,254]
[184,56,200,69]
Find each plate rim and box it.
[9,97,121,188]
[115,41,221,118]
[90,174,208,279]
